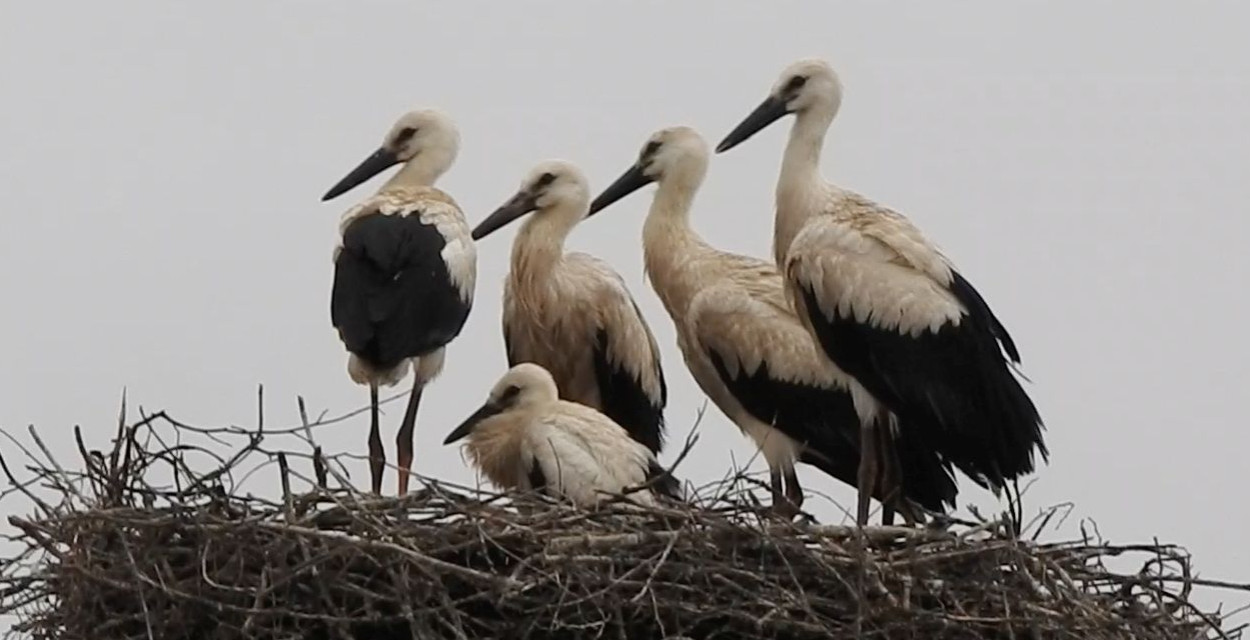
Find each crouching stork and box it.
[445,363,679,507]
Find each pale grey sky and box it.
[2,1,1248,628]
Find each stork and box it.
[716,58,1048,524]
[586,126,956,521]
[470,160,668,455]
[321,109,476,495]
[444,363,679,507]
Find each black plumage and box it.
[799,273,1046,491]
[331,209,472,370]
[527,461,547,493]
[708,351,957,513]
[591,328,667,455]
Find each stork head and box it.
[321,109,460,201]
[471,160,590,240]
[587,126,708,216]
[443,363,559,444]
[715,58,842,154]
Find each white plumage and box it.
[786,197,965,335]
[586,126,956,521]
[716,58,1047,523]
[444,363,677,508]
[470,160,668,455]
[321,109,477,495]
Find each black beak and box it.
[586,164,654,218]
[715,95,789,154]
[321,147,401,201]
[471,190,538,240]
[443,402,504,445]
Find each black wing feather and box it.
[527,460,547,494]
[799,284,1046,490]
[331,211,471,370]
[949,270,1020,363]
[591,328,666,455]
[708,351,956,512]
[502,323,520,368]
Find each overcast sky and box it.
[2,1,1248,629]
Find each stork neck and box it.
[779,109,832,198]
[511,202,581,282]
[774,108,833,264]
[643,179,706,314]
[382,152,449,191]
[644,178,700,242]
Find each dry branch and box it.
[0,400,1246,640]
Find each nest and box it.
[1,393,1246,639]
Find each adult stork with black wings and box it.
[321,109,476,495]
[716,59,1048,524]
[586,126,956,522]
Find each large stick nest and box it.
[1,393,1246,639]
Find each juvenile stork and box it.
[470,160,668,455]
[444,363,678,507]
[586,126,956,521]
[716,58,1048,522]
[321,109,476,495]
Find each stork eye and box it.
[500,385,522,402]
[641,141,661,161]
[535,172,556,188]
[394,127,417,144]
[785,76,808,93]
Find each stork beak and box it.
[321,147,401,201]
[715,94,789,153]
[443,402,504,445]
[472,190,538,240]
[587,164,653,218]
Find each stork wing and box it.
[527,408,653,506]
[787,214,964,336]
[331,205,472,368]
[805,191,1021,362]
[687,279,862,476]
[570,254,668,454]
[690,272,959,512]
[787,214,1044,488]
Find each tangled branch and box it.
[1,392,1246,639]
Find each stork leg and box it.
[876,426,922,527]
[877,425,898,526]
[897,500,921,527]
[368,383,385,495]
[396,383,423,495]
[769,468,799,520]
[783,467,804,515]
[881,505,896,526]
[857,420,880,527]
